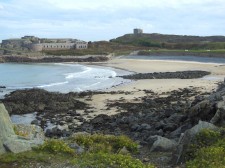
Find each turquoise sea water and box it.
[0,63,131,97]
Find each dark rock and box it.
[31,120,39,125]
[169,123,192,139]
[188,100,216,124]
[120,71,210,80]
[155,121,166,130]
[91,114,111,125]
[2,56,109,63]
[166,114,187,124]
[140,123,151,131]
[130,124,140,132]
[163,123,178,132]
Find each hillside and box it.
[111,33,225,43]
[110,33,225,50]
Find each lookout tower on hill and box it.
[133,28,143,35]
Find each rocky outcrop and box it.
[2,89,88,132]
[0,103,44,154]
[2,88,87,115]
[1,56,109,63]
[120,71,210,80]
[187,84,225,126]
[210,97,225,126]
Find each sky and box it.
[0,0,225,42]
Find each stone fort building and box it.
[1,36,88,52]
[133,28,143,35]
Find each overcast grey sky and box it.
[0,0,225,42]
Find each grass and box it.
[72,152,154,168]
[0,134,154,168]
[0,150,71,168]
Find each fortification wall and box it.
[30,44,43,52]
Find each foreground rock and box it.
[0,103,44,154]
[148,135,177,152]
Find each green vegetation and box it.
[186,129,225,168]
[111,35,161,48]
[0,134,154,168]
[110,33,225,50]
[37,139,75,155]
[70,134,138,153]
[185,129,221,160]
[72,152,154,168]
[186,146,225,168]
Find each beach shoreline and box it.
[2,55,225,127]
[79,57,224,118]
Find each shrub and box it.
[72,152,154,168]
[213,138,225,149]
[38,139,74,155]
[185,129,221,160]
[71,134,138,153]
[186,146,225,168]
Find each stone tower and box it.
[133,28,143,35]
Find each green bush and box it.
[186,146,225,168]
[213,138,225,148]
[38,139,74,155]
[71,134,138,153]
[185,129,221,160]
[186,129,225,167]
[72,152,154,168]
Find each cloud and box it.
[1,0,225,41]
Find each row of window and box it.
[43,45,72,48]
[42,45,87,49]
[77,45,87,49]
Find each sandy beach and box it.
[85,57,225,117]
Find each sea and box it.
[0,63,132,98]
